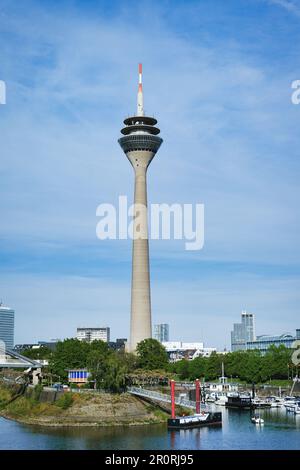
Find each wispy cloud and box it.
[1,0,299,345]
[268,0,300,17]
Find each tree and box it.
[176,359,190,380]
[188,356,206,380]
[49,339,90,380]
[136,338,169,370]
[102,355,127,393]
[87,347,111,389]
[205,353,222,380]
[22,346,53,360]
[87,348,126,393]
[262,345,291,380]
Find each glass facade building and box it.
[246,332,299,354]
[0,304,15,350]
[154,324,169,343]
[231,311,255,351]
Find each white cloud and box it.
[1,1,300,344]
[268,0,300,17]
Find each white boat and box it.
[252,398,271,408]
[266,396,284,408]
[215,396,228,406]
[286,401,300,414]
[251,415,264,425]
[283,396,297,411]
[270,399,284,408]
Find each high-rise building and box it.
[231,310,255,351]
[118,64,163,352]
[154,324,169,343]
[76,327,110,343]
[0,303,15,350]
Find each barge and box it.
[167,412,222,429]
[225,394,253,410]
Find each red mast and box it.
[170,380,176,419]
[195,379,201,414]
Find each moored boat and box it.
[251,414,264,425]
[167,412,222,429]
[225,393,253,409]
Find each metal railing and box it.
[127,386,206,410]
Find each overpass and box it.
[0,347,42,369]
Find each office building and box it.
[154,324,169,343]
[0,303,15,350]
[231,310,255,351]
[246,330,300,354]
[76,327,110,343]
[231,311,299,354]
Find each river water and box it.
[0,407,299,450]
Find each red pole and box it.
[170,380,176,419]
[195,379,201,414]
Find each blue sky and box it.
[1,0,300,349]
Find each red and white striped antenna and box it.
[137,63,144,116]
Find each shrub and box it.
[56,392,74,410]
[33,384,43,402]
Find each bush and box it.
[33,384,43,402]
[56,392,74,410]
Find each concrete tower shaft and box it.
[118,65,163,352]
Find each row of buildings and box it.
[1,303,299,359]
[231,310,300,354]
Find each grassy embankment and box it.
[0,384,173,427]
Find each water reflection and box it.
[0,406,299,450]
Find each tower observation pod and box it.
[118,64,163,353]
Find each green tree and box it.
[117,351,139,373]
[22,346,53,360]
[87,348,126,393]
[136,339,169,370]
[176,359,190,380]
[188,356,206,380]
[87,347,111,389]
[102,355,127,393]
[262,345,291,380]
[49,339,91,381]
[205,353,222,380]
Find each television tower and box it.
[118,64,163,352]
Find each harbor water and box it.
[0,406,299,450]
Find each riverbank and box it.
[0,385,169,427]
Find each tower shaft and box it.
[130,157,152,351]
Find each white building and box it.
[163,341,204,350]
[192,347,217,359]
[162,341,216,362]
[76,327,110,343]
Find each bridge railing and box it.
[127,386,205,410]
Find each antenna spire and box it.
[137,63,144,116]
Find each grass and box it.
[0,388,12,409]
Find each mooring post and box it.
[195,379,201,414]
[170,380,176,419]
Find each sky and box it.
[0,0,300,349]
